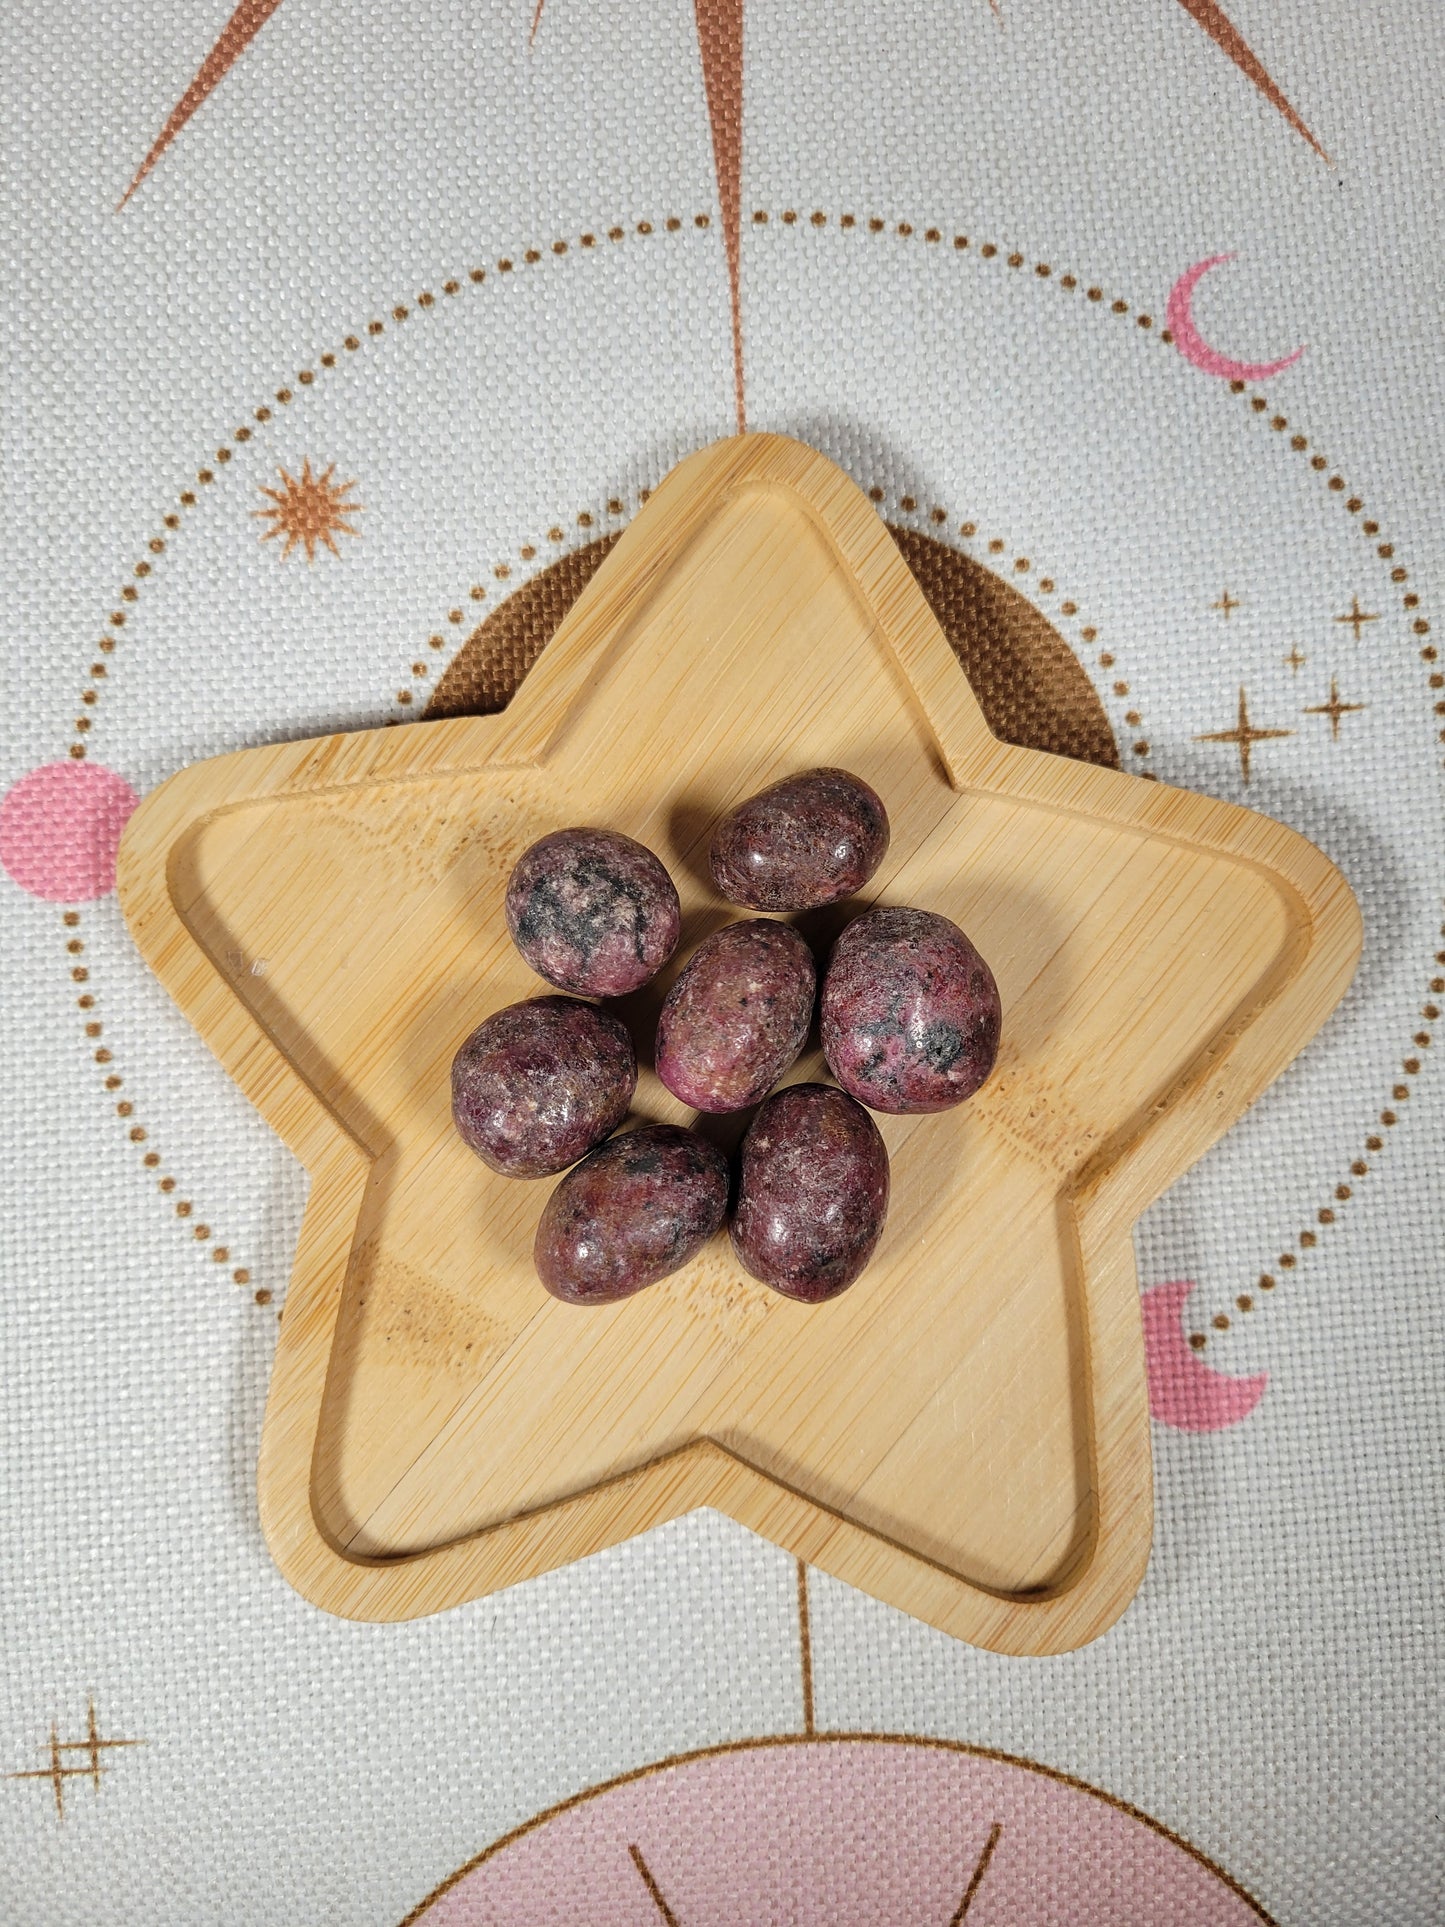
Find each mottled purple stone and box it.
[730,1084,890,1301]
[451,996,636,1178]
[821,906,1001,1114]
[505,827,681,996]
[655,919,816,1114]
[535,1124,730,1304]
[710,767,890,912]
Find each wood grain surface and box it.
[117,433,1361,1650]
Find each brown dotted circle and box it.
[60,206,1439,1339]
[61,910,252,1294]
[879,496,1147,769]
[66,213,710,760]
[389,497,635,712]
[776,211,1442,1344]
[1198,373,1443,1348]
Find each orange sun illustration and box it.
[254,458,362,562]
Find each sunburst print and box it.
[253,459,362,562]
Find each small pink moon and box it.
[1143,1280,1268,1433]
[0,761,139,902]
[1166,255,1305,382]
[408,1736,1271,1924]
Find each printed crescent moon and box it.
[1142,1279,1268,1432]
[1166,254,1305,382]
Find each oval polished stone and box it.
[655,919,816,1114]
[821,906,1001,1113]
[505,827,681,996]
[451,996,636,1178]
[710,767,890,911]
[730,1083,890,1301]
[535,1123,730,1304]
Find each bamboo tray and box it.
[118,433,1360,1651]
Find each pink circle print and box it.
[0,761,139,902]
[408,1736,1270,1925]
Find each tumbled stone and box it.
[710,767,890,911]
[655,918,815,1114]
[730,1083,890,1301]
[534,1123,730,1304]
[506,826,681,996]
[821,905,1000,1113]
[451,995,636,1177]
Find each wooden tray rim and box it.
[117,433,1362,1650]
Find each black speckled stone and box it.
[821,905,1001,1114]
[655,919,815,1114]
[505,827,681,996]
[730,1083,890,1301]
[535,1124,730,1304]
[451,996,636,1177]
[710,768,890,911]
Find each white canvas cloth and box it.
[2,2,1442,1920]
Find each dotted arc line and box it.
[62,909,264,1303]
[864,493,1157,770]
[392,498,644,712]
[61,206,1439,1346]
[60,212,713,1302]
[67,214,715,756]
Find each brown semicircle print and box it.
[425,526,1120,770]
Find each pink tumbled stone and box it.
[730,1084,890,1301]
[505,827,681,996]
[821,906,1000,1114]
[655,919,815,1114]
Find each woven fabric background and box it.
[2,2,1443,1921]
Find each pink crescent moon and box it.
[1166,254,1305,382]
[1142,1280,1268,1433]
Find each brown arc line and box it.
[396,512,635,718]
[77,213,1163,753]
[72,216,699,750]
[884,516,1126,769]
[392,1733,1277,1927]
[1215,373,1440,1340]
[71,208,1435,1344]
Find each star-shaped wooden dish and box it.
[119,435,1360,1651]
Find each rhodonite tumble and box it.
[655,919,815,1113]
[506,827,681,996]
[709,768,889,911]
[730,1084,890,1301]
[451,996,636,1177]
[821,906,1001,1113]
[535,1124,730,1304]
